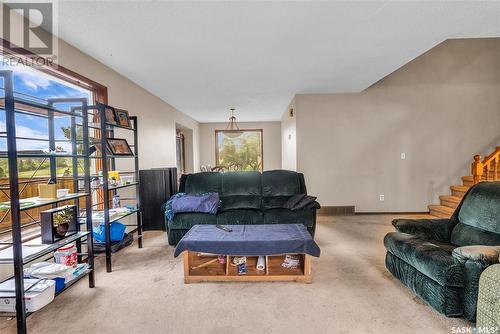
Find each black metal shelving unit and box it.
[88,102,142,272]
[0,70,95,334]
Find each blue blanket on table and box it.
[173,224,320,257]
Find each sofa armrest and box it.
[477,264,500,329]
[307,201,321,210]
[391,218,454,242]
[452,246,500,267]
[452,246,500,321]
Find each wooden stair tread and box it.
[439,195,461,203]
[439,195,461,209]
[450,185,470,192]
[428,205,455,214]
[428,204,455,218]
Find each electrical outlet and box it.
[379,194,385,202]
[401,153,406,160]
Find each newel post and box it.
[471,155,483,184]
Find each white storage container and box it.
[0,278,55,313]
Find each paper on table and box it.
[256,256,266,271]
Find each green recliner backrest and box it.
[451,182,500,246]
[221,171,262,196]
[184,172,222,194]
[220,172,262,211]
[262,170,301,196]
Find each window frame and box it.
[214,129,264,172]
[0,40,108,104]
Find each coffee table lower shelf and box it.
[183,251,312,283]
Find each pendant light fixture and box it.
[225,108,242,138]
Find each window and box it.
[215,129,263,171]
[0,51,107,237]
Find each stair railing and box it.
[471,146,500,184]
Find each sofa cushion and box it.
[216,210,263,225]
[451,223,500,247]
[451,182,500,246]
[221,172,262,196]
[264,208,315,227]
[283,194,307,209]
[262,196,292,209]
[168,212,217,230]
[384,232,464,287]
[185,172,222,194]
[220,195,261,211]
[262,170,300,196]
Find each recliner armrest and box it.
[452,246,500,267]
[392,218,455,242]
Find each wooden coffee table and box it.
[174,224,320,284]
[183,252,312,283]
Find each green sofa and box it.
[477,263,500,333]
[384,181,500,321]
[165,170,320,245]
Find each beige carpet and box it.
[0,215,470,334]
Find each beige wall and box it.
[294,38,500,212]
[281,98,297,170]
[199,122,282,171]
[56,39,200,171]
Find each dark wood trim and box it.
[318,206,355,215]
[0,38,108,104]
[176,129,186,174]
[214,129,264,171]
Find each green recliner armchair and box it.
[477,263,500,333]
[384,181,500,321]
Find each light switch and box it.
[401,153,406,160]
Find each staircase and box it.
[428,147,500,218]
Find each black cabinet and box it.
[139,168,178,231]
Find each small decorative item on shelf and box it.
[91,177,100,189]
[120,175,134,185]
[109,170,120,186]
[56,188,70,198]
[38,178,57,199]
[104,105,117,124]
[112,195,121,209]
[54,244,78,267]
[108,170,120,181]
[109,176,118,186]
[114,108,131,127]
[106,138,134,156]
[40,205,78,244]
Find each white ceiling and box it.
[56,1,500,122]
